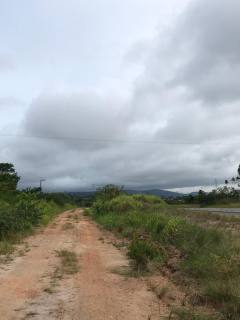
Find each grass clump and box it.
[62,222,74,230]
[170,308,220,320]
[128,238,166,271]
[132,194,166,206]
[0,240,14,255]
[56,249,79,275]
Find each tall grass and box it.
[91,192,240,320]
[0,191,75,253]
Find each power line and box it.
[0,133,237,145]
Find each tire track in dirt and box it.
[0,210,76,319]
[72,217,163,320]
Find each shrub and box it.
[128,238,165,271]
[107,195,143,214]
[92,195,142,216]
[161,217,186,244]
[15,192,42,225]
[132,194,166,206]
[93,194,166,216]
[0,191,74,241]
[92,199,109,216]
[95,184,124,202]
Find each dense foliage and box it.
[0,163,20,191]
[0,163,79,245]
[0,190,75,241]
[185,187,240,206]
[184,164,240,206]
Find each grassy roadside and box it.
[88,187,240,320]
[0,191,76,256]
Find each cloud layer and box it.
[1,0,240,191]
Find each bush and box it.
[0,191,74,241]
[161,217,186,244]
[107,195,143,213]
[92,195,142,216]
[132,194,166,206]
[128,238,165,271]
[95,184,124,202]
[92,193,167,216]
[40,192,74,207]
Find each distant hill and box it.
[69,189,183,199]
[69,191,94,198]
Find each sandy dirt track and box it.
[0,209,172,320]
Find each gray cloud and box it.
[169,0,240,104]
[1,0,240,191]
[0,54,15,72]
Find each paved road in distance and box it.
[187,208,240,216]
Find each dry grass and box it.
[62,222,74,230]
[56,249,79,275]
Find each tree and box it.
[224,163,240,185]
[95,184,124,201]
[0,163,20,191]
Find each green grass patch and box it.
[0,240,14,255]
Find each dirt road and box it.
[0,209,173,320]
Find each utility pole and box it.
[40,179,46,192]
[214,179,218,189]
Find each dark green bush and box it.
[0,191,75,241]
[132,194,166,206]
[128,238,165,271]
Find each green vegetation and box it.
[184,164,240,207]
[128,238,166,271]
[185,187,240,206]
[0,191,75,254]
[170,308,219,320]
[90,185,240,320]
[0,163,77,255]
[0,163,20,191]
[44,249,79,294]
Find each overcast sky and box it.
[1,0,240,192]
